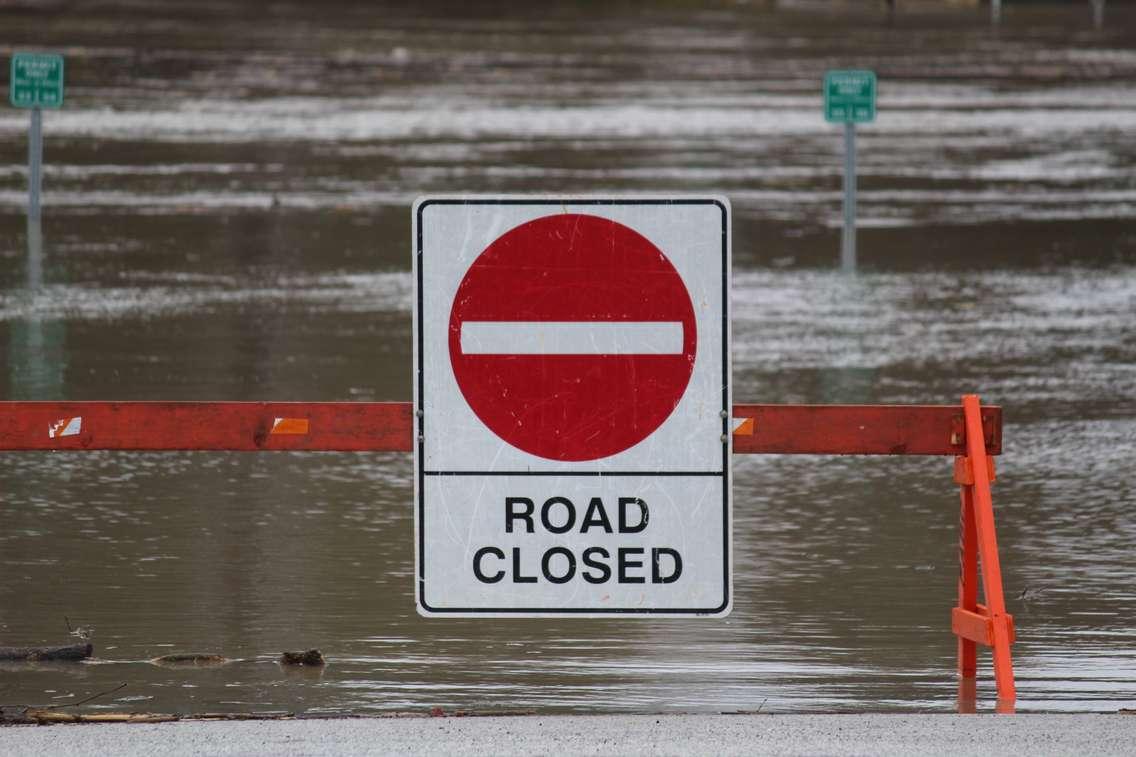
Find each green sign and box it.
[824,69,875,124]
[10,53,65,109]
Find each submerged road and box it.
[4,713,1136,756]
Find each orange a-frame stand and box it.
[0,394,1016,708]
[953,394,1016,710]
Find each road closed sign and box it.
[413,197,731,616]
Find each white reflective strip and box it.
[48,417,82,438]
[460,321,685,355]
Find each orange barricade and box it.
[953,395,1016,711]
[0,394,1015,708]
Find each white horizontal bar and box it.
[460,321,685,355]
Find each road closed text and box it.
[472,496,683,585]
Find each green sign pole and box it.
[28,107,43,223]
[10,52,64,289]
[824,70,876,273]
[26,107,43,290]
[842,120,856,273]
[10,52,65,221]
[1092,0,1105,31]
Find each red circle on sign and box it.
[448,213,697,461]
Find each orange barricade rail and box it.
[0,401,413,452]
[0,395,1015,707]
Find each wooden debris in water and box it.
[20,709,179,724]
[280,649,325,666]
[149,653,228,667]
[190,712,295,720]
[2,708,533,726]
[0,643,93,661]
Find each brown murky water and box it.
[2,1,1135,715]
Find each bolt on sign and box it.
[413,197,731,616]
[10,53,65,109]
[824,69,876,124]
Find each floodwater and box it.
[1,1,1135,715]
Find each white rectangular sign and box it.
[413,197,731,616]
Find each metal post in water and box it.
[28,107,43,222]
[1092,0,1105,31]
[991,0,1002,25]
[26,217,43,291]
[26,107,44,290]
[841,120,857,273]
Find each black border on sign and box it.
[415,198,730,616]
